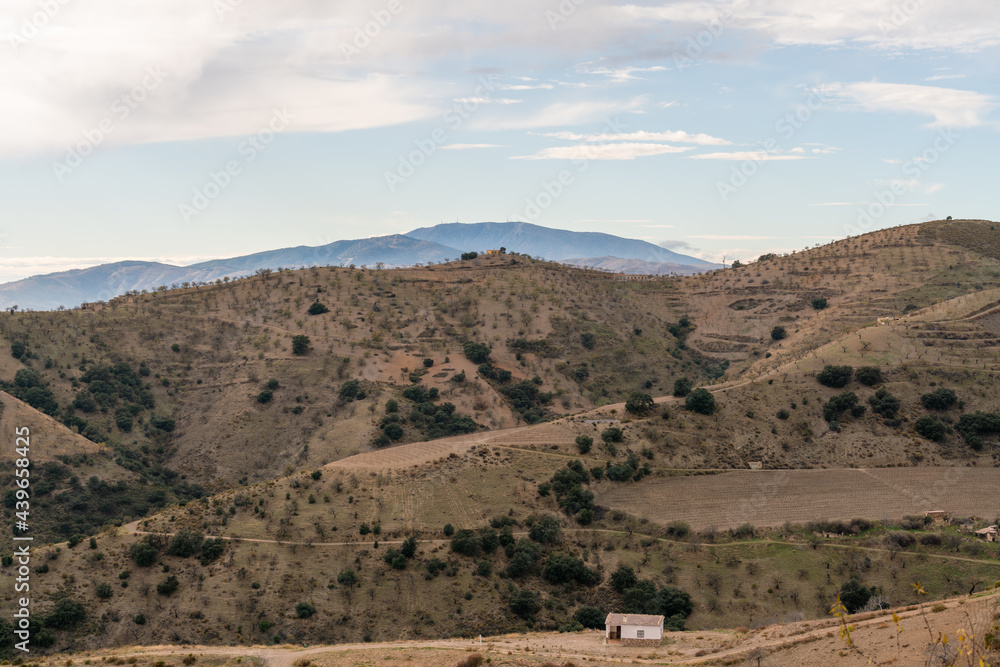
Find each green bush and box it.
[580,332,596,349]
[601,427,623,443]
[770,326,787,341]
[167,530,204,558]
[129,539,159,566]
[776,409,790,420]
[685,388,716,415]
[575,435,593,454]
[256,390,273,404]
[95,582,113,599]
[812,297,828,310]
[156,575,179,596]
[823,392,859,422]
[672,377,693,397]
[295,602,316,618]
[869,388,900,418]
[443,523,454,537]
[460,251,478,261]
[463,341,491,364]
[839,579,875,613]
[817,365,853,388]
[291,334,311,355]
[574,606,605,629]
[307,302,329,315]
[921,388,958,410]
[855,366,883,386]
[915,415,947,441]
[625,392,654,415]
[44,598,86,629]
[509,588,541,620]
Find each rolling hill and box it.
[3,219,1000,658]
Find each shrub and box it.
[256,390,273,404]
[610,565,638,593]
[291,335,311,355]
[422,358,434,367]
[44,598,86,629]
[817,365,853,388]
[812,297,828,310]
[156,575,179,596]
[95,582,113,599]
[580,332,596,349]
[199,538,226,565]
[336,569,357,587]
[509,588,541,620]
[823,392,859,422]
[920,533,943,546]
[385,399,398,413]
[776,409,790,420]
[338,379,361,401]
[685,388,716,415]
[855,366,883,386]
[443,523,454,537]
[166,530,204,558]
[625,392,654,415]
[601,427,624,443]
[915,415,947,442]
[921,388,957,411]
[296,602,316,618]
[770,326,787,341]
[575,435,593,454]
[455,655,484,667]
[460,251,478,261]
[450,529,483,557]
[129,540,159,566]
[307,302,329,315]
[955,412,1000,450]
[528,515,562,544]
[868,388,900,418]
[672,377,693,397]
[886,532,916,549]
[839,580,874,613]
[543,553,599,586]
[463,341,491,364]
[574,606,605,629]
[133,614,146,625]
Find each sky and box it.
[0,0,998,283]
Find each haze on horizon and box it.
[1,0,998,284]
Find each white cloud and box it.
[512,142,692,160]
[440,143,507,150]
[542,129,730,146]
[688,151,812,161]
[469,97,648,131]
[0,254,222,282]
[819,81,995,128]
[453,97,522,105]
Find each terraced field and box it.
[596,467,1000,531]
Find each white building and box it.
[605,613,664,647]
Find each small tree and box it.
[337,569,357,588]
[307,302,329,315]
[686,388,716,415]
[921,388,957,410]
[855,366,883,386]
[817,365,853,388]
[672,377,693,397]
[296,602,316,618]
[601,427,623,443]
[625,392,654,415]
[915,415,947,441]
[812,297,828,310]
[291,335,311,355]
[575,435,593,454]
[770,326,787,341]
[463,341,491,364]
[509,588,540,620]
[156,575,179,596]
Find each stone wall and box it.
[620,637,660,647]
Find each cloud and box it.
[0,254,222,283]
[818,81,995,128]
[453,97,523,105]
[512,142,692,160]
[659,239,699,252]
[542,129,730,146]
[440,143,507,150]
[688,151,812,161]
[470,97,649,131]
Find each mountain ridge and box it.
[0,223,716,310]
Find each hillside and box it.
[4,219,1000,658]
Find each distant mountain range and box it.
[0,222,719,311]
